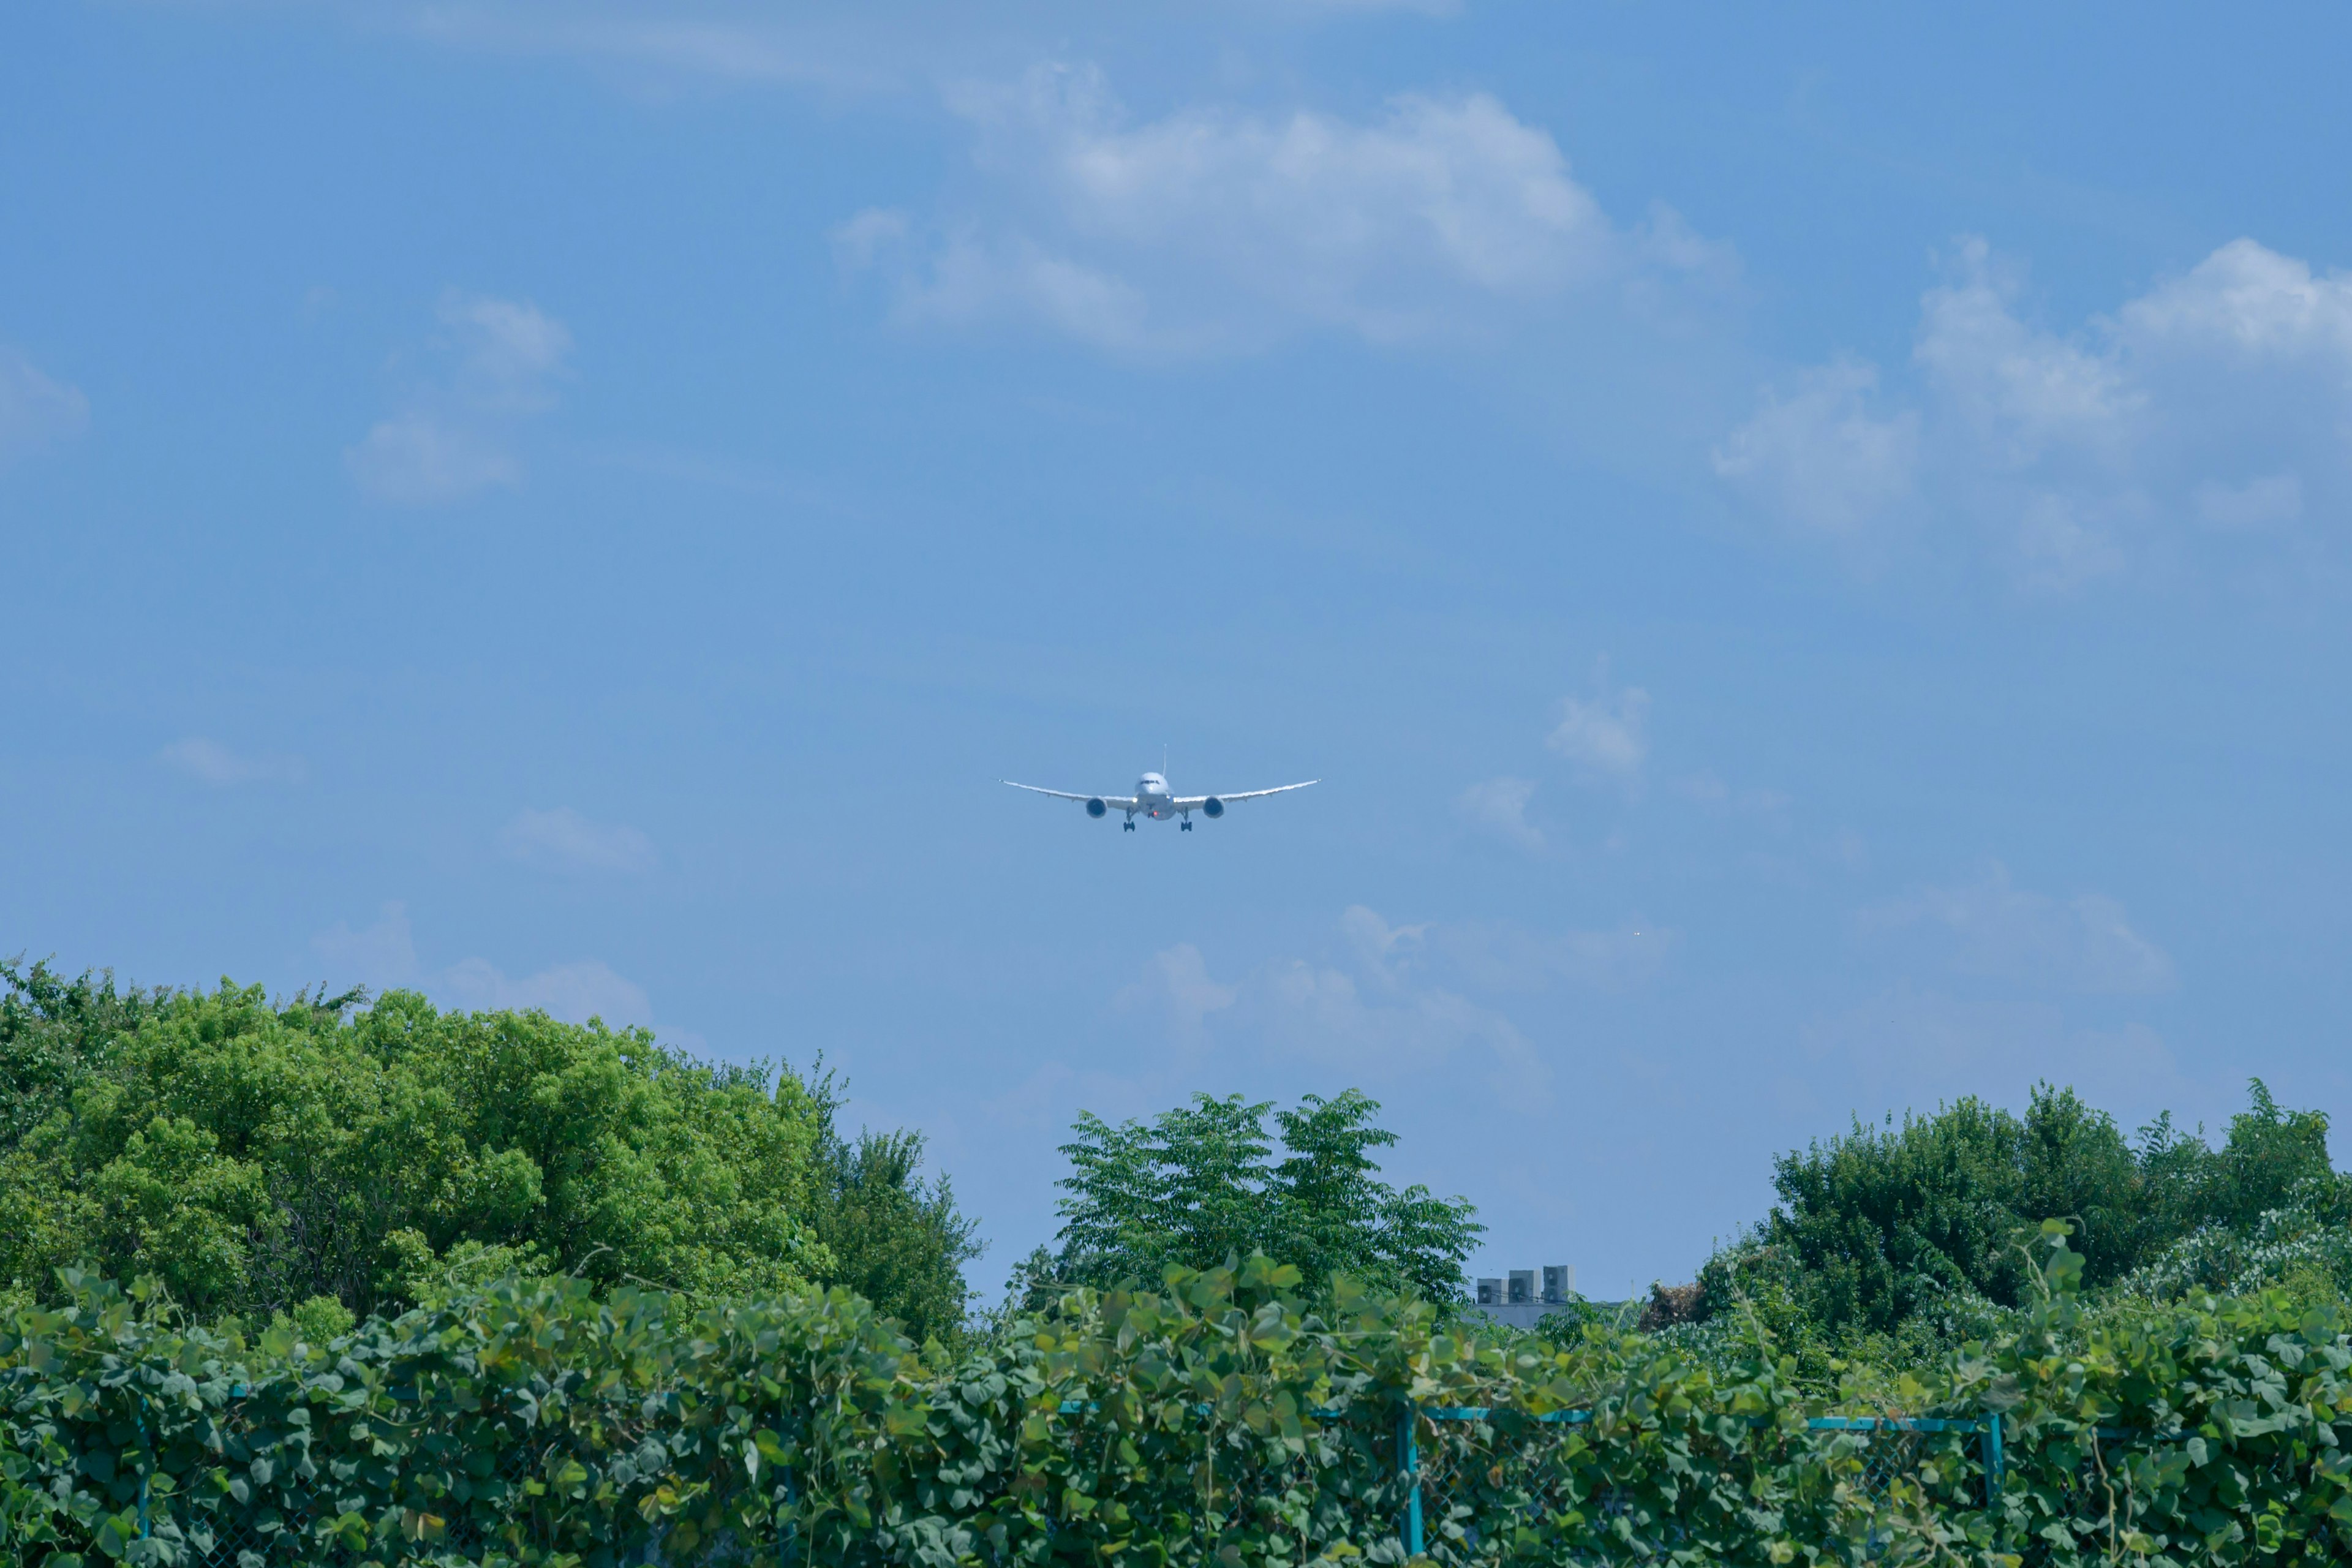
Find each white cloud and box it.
[500,806,658,873]
[2195,472,2302,530]
[1710,359,1918,536]
[312,902,655,1028]
[1912,239,2141,461]
[314,902,424,988]
[1716,235,2352,586]
[440,956,654,1027]
[347,414,523,505]
[1672,772,1791,820]
[2118,237,2352,359]
[0,346,90,468]
[1794,984,2191,1126]
[159,737,306,786]
[1860,864,2175,995]
[1339,903,1431,984]
[905,229,1163,352]
[1455,775,1543,850]
[442,292,573,407]
[1547,666,1648,788]
[830,206,911,270]
[1114,943,1237,1038]
[347,291,571,505]
[1248,954,1551,1104]
[1118,905,1676,1114]
[848,64,1723,353]
[1120,911,1546,1103]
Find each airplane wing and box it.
[1003,781,1140,809]
[1173,780,1319,809]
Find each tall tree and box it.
[802,1066,984,1344]
[1047,1090,1480,1303]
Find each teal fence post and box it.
[1980,1416,2003,1509]
[135,1393,153,1543]
[1398,1402,1423,1559]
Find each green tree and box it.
[1738,1079,2338,1340]
[0,959,159,1146]
[802,1066,983,1344]
[0,965,847,1319]
[2209,1078,2335,1226]
[1047,1089,1481,1303]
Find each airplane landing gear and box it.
[1180,820,1193,831]
[1123,820,1136,831]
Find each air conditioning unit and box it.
[1542,1264,1575,1304]
[1508,1270,1536,1305]
[1477,1277,1504,1306]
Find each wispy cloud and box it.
[1120,910,1545,1104]
[1118,905,1676,1113]
[1710,358,1918,538]
[159,737,306,786]
[439,956,653,1027]
[348,291,573,505]
[313,901,426,986]
[1717,236,2352,587]
[0,345,90,469]
[1672,772,1792,822]
[313,902,655,1028]
[1455,775,1544,850]
[1792,983,2192,1127]
[1860,864,2175,995]
[1113,943,1238,1043]
[1547,663,1649,790]
[500,806,658,873]
[839,64,1728,355]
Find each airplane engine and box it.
[1202,797,1224,818]
[1086,797,1107,818]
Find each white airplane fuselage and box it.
[1133,771,1177,820]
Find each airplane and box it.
[1002,769,1319,831]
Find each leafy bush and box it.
[0,962,979,1340]
[1732,1082,2336,1340]
[6,1237,2350,1567]
[1972,1224,2352,1566]
[2114,1189,2352,1308]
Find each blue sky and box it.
[6,1,2350,1302]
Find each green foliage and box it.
[0,960,159,1148]
[1048,1089,1482,1305]
[1748,1080,2338,1340]
[8,1242,2350,1568]
[0,964,842,1321]
[1964,1222,2352,1566]
[2114,1190,2352,1309]
[803,1071,984,1347]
